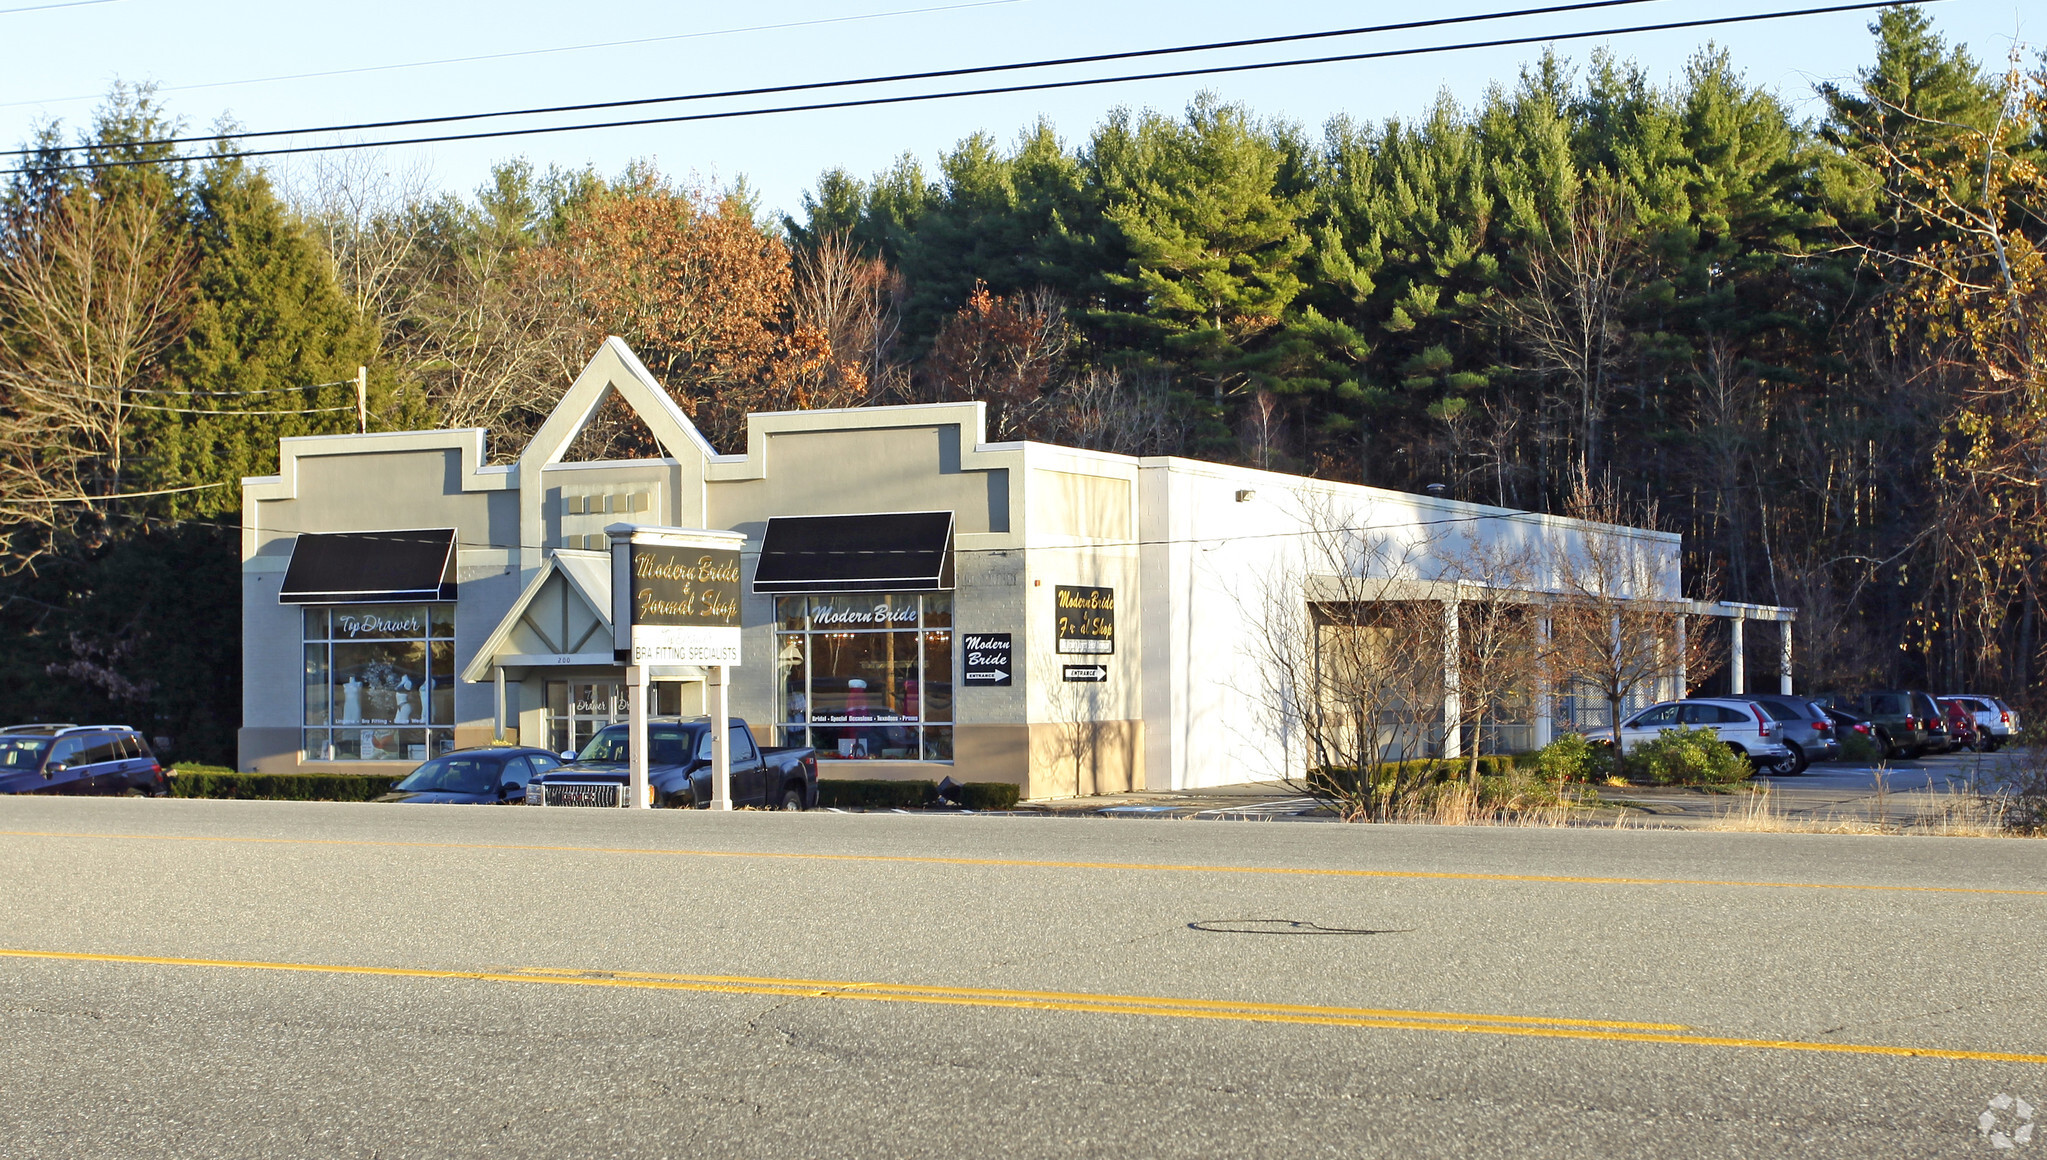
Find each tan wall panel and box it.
[1027,719,1143,799]
[1029,469,1132,541]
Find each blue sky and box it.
[0,0,2032,220]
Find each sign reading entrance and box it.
[1054,585,1115,655]
[610,526,747,666]
[963,633,1013,686]
[1062,664,1108,683]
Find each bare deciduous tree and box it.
[1495,185,1640,472]
[1055,364,1186,457]
[1544,470,1699,743]
[1442,537,1542,788]
[1241,490,1446,820]
[0,184,194,566]
[789,231,899,410]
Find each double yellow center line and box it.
[5,947,2043,1065]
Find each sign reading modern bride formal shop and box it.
[610,526,748,666]
[1054,586,1115,655]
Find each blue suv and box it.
[0,724,168,796]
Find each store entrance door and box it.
[547,680,625,756]
[545,678,689,757]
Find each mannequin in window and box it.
[341,676,364,724]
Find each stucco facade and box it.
[241,338,1699,798]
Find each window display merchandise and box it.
[302,604,455,761]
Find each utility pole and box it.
[355,366,367,435]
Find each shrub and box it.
[1624,726,1751,786]
[1532,733,1601,783]
[170,770,398,802]
[813,779,1021,810]
[957,782,1021,810]
[1838,732,1883,762]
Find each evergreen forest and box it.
[1,8,2042,764]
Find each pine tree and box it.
[140,153,391,516]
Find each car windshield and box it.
[576,726,694,765]
[0,737,50,768]
[395,756,498,795]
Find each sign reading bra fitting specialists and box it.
[610,527,747,666]
[1054,586,1115,655]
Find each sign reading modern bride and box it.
[608,525,747,667]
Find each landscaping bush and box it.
[813,780,1021,810]
[1531,733,1607,783]
[957,782,1021,810]
[1838,731,1883,763]
[1622,726,1752,786]
[170,769,398,802]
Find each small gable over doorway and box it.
[462,553,615,679]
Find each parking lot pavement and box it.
[1607,749,2029,827]
[2,795,2043,1159]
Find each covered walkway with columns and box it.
[1313,579,1799,760]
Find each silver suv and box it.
[1616,699,1795,769]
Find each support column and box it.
[709,665,733,811]
[1675,616,1689,697]
[492,667,506,743]
[1779,620,1794,695]
[626,666,648,808]
[1533,616,1555,749]
[1729,616,1745,695]
[1441,598,1462,760]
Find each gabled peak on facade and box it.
[520,338,717,471]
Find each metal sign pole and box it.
[710,664,732,810]
[626,665,649,809]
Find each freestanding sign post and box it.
[609,525,746,810]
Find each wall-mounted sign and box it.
[611,527,748,666]
[806,597,920,628]
[1055,586,1115,655]
[963,633,1013,686]
[1062,664,1108,683]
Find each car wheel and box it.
[781,786,805,811]
[1876,732,1898,760]
[1779,742,1808,776]
[1986,736,2004,753]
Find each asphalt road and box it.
[2,796,2042,1158]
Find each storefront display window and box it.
[302,604,455,761]
[775,594,953,761]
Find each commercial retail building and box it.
[240,339,1791,798]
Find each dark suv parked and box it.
[1819,691,1944,759]
[0,725,167,796]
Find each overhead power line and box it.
[0,0,1674,158]
[2,0,1939,177]
[0,0,119,13]
[0,0,1028,110]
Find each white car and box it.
[1942,694,2020,751]
[1616,699,1794,767]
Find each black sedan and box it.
[374,747,563,804]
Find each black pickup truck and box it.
[527,717,818,810]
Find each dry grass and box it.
[1700,782,2030,837]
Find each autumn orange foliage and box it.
[538,172,825,451]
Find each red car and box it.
[1937,698,1983,752]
